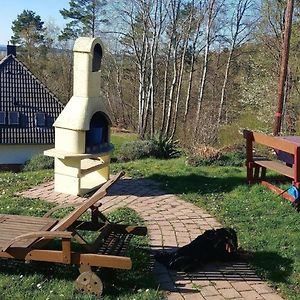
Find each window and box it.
[8,112,19,125]
[36,113,46,127]
[0,112,6,125]
[46,116,54,127]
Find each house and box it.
[0,45,64,170]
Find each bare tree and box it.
[194,0,223,138]
[217,0,256,125]
[171,2,196,138]
[183,1,205,123]
[163,0,182,137]
[146,0,168,137]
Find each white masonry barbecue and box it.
[45,37,113,196]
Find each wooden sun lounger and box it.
[0,171,147,296]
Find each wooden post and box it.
[293,146,300,188]
[243,130,254,183]
[273,0,294,136]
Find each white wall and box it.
[0,144,53,164]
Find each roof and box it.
[0,55,64,144]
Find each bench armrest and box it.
[1,231,80,252]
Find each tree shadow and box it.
[106,167,296,199]
[249,250,294,283]
[151,249,293,293]
[107,173,247,197]
[147,173,247,195]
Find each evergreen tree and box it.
[11,10,45,47]
[10,10,46,66]
[59,0,108,40]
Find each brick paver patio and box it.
[17,178,284,300]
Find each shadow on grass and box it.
[147,173,246,195]
[250,251,294,283]
[135,173,291,196]
[107,174,247,197]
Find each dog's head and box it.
[215,228,238,255]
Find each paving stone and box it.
[183,292,205,300]
[211,280,232,289]
[191,280,211,287]
[251,284,275,294]
[218,288,241,299]
[261,293,284,300]
[230,281,253,292]
[204,296,226,300]
[240,290,264,299]
[200,285,220,297]
[166,292,184,299]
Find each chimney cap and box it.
[7,44,16,57]
[73,37,104,54]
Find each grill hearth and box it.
[45,37,113,196]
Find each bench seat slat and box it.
[253,158,293,178]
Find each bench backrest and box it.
[243,130,297,154]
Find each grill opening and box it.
[92,43,102,72]
[86,112,109,153]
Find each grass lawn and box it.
[1,132,300,299]
[112,157,300,300]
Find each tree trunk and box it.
[160,38,173,134]
[194,1,214,137]
[217,44,234,125]
[164,46,178,137]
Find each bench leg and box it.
[254,166,260,181]
[246,162,254,184]
[247,163,265,184]
[261,167,266,180]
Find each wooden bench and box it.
[243,130,300,203]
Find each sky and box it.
[0,0,70,45]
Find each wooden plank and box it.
[50,171,124,232]
[261,181,295,202]
[0,216,57,248]
[0,221,56,230]
[0,214,55,223]
[1,231,73,251]
[0,249,132,270]
[254,159,293,178]
[252,131,296,154]
[76,253,132,269]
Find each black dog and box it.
[155,227,238,272]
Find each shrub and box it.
[150,134,181,159]
[117,135,181,162]
[118,140,156,162]
[219,144,246,167]
[23,154,54,171]
[186,144,245,167]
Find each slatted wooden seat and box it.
[0,215,57,248]
[0,171,147,296]
[244,130,300,203]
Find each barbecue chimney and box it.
[45,37,113,196]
